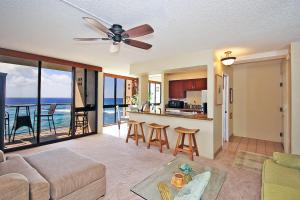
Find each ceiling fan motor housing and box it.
[110,24,125,42]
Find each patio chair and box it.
[34,104,57,134]
[117,105,129,131]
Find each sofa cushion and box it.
[25,148,106,200]
[262,183,300,200]
[263,159,300,189]
[273,152,300,170]
[0,154,50,200]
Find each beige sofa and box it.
[0,148,106,200]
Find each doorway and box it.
[222,74,229,145]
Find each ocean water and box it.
[5,98,72,134]
[103,98,125,125]
[5,97,125,133]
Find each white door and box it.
[222,74,230,145]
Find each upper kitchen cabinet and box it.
[169,80,185,98]
[193,78,207,90]
[169,78,207,98]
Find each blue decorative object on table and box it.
[179,163,192,174]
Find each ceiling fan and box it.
[74,17,154,53]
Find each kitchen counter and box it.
[128,111,212,121]
[128,111,215,159]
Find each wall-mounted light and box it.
[221,51,236,66]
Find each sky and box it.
[104,76,125,99]
[0,62,124,99]
[0,62,72,98]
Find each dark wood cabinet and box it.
[169,78,207,98]
[194,78,207,90]
[169,80,185,98]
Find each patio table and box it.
[6,104,36,142]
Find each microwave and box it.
[168,100,184,109]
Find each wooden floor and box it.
[223,136,284,156]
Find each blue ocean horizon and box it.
[5,98,72,134]
[5,97,124,133]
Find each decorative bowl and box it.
[179,163,192,174]
[171,173,185,188]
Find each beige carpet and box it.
[12,133,262,200]
[233,151,271,172]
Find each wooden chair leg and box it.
[163,128,170,149]
[134,124,138,146]
[126,124,132,143]
[147,128,154,149]
[192,134,199,156]
[181,133,185,147]
[188,134,194,161]
[174,133,181,156]
[140,123,146,142]
[158,129,162,153]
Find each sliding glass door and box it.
[40,62,73,143]
[0,58,38,149]
[103,75,128,126]
[0,55,99,151]
[73,68,97,135]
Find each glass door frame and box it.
[103,73,137,126]
[0,47,101,152]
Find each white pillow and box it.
[174,171,211,200]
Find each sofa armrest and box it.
[273,152,300,169]
[0,173,29,200]
[0,150,5,162]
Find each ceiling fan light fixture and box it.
[221,51,236,66]
[110,43,120,53]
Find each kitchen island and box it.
[128,111,215,159]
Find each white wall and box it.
[138,74,149,106]
[291,42,300,154]
[232,60,282,142]
[281,58,291,153]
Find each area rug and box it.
[233,151,271,172]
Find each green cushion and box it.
[273,152,300,169]
[262,159,300,189]
[262,183,300,200]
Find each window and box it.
[103,74,136,126]
[103,76,127,125]
[149,82,161,105]
[0,53,99,151]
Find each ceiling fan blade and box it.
[124,39,152,50]
[122,24,154,38]
[83,17,111,34]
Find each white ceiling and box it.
[0,0,300,73]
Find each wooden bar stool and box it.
[174,127,200,161]
[147,123,170,153]
[126,120,146,146]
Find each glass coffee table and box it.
[130,157,226,200]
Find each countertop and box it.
[128,111,213,121]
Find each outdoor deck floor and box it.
[4,127,87,149]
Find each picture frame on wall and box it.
[215,74,223,105]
